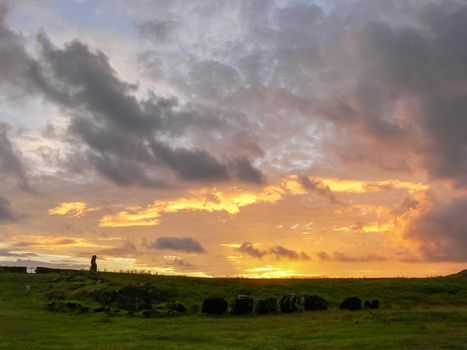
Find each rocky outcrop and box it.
[304,294,328,311]
[202,297,228,315]
[231,295,254,315]
[340,297,362,310]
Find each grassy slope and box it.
[1,272,467,350]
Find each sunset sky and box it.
[1,0,467,278]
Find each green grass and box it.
[1,272,467,349]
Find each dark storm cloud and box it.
[237,242,310,261]
[0,196,17,222]
[0,124,29,190]
[230,158,264,184]
[238,242,265,258]
[0,4,36,96]
[299,176,341,204]
[163,256,195,269]
[270,246,310,261]
[152,237,206,253]
[139,19,177,42]
[98,240,137,257]
[27,34,263,187]
[136,0,467,186]
[404,196,467,262]
[317,251,387,263]
[150,141,229,182]
[316,1,467,187]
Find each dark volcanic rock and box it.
[202,297,228,315]
[340,297,362,310]
[46,301,89,313]
[280,293,303,313]
[231,295,254,315]
[255,297,278,314]
[94,306,108,313]
[364,298,379,309]
[93,284,169,312]
[142,308,157,318]
[304,294,328,311]
[166,302,187,313]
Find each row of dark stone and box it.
[45,300,188,317]
[45,293,379,317]
[202,294,379,315]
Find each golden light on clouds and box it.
[11,235,113,250]
[99,181,287,227]
[221,243,242,248]
[333,222,394,233]
[48,201,98,217]
[99,175,428,228]
[319,178,428,194]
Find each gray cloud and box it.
[230,157,264,184]
[314,1,467,187]
[163,256,195,269]
[317,251,387,263]
[238,242,265,258]
[237,242,310,261]
[150,141,229,182]
[97,239,137,257]
[139,19,177,42]
[299,176,342,204]
[28,35,263,187]
[13,238,76,247]
[135,0,467,186]
[0,196,17,222]
[404,196,467,262]
[270,246,310,261]
[0,248,36,257]
[0,124,29,190]
[0,4,36,97]
[152,237,206,253]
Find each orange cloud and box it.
[99,183,287,227]
[99,175,428,227]
[12,235,113,250]
[48,201,99,217]
[333,222,394,233]
[319,178,428,194]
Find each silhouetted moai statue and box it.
[90,255,97,274]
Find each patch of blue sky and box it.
[0,95,55,129]
[54,0,136,35]
[7,0,137,39]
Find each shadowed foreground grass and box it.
[1,273,467,350]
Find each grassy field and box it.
[1,272,467,349]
